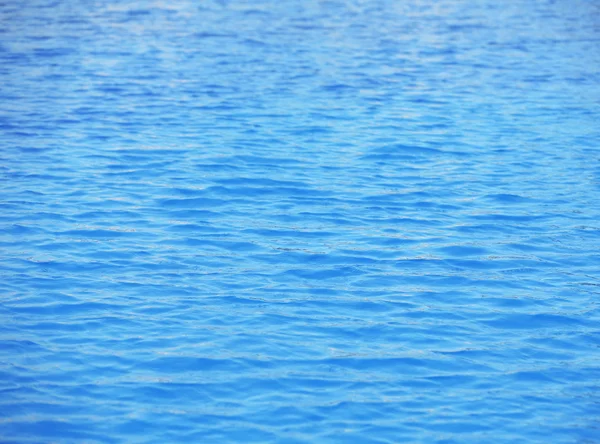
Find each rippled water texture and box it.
[2,0,600,442]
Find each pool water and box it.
[1,0,600,442]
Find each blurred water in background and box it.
[1,0,600,442]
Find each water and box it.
[1,0,600,442]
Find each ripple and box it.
[1,0,599,442]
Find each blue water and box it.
[1,0,600,442]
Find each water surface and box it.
[1,0,600,442]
